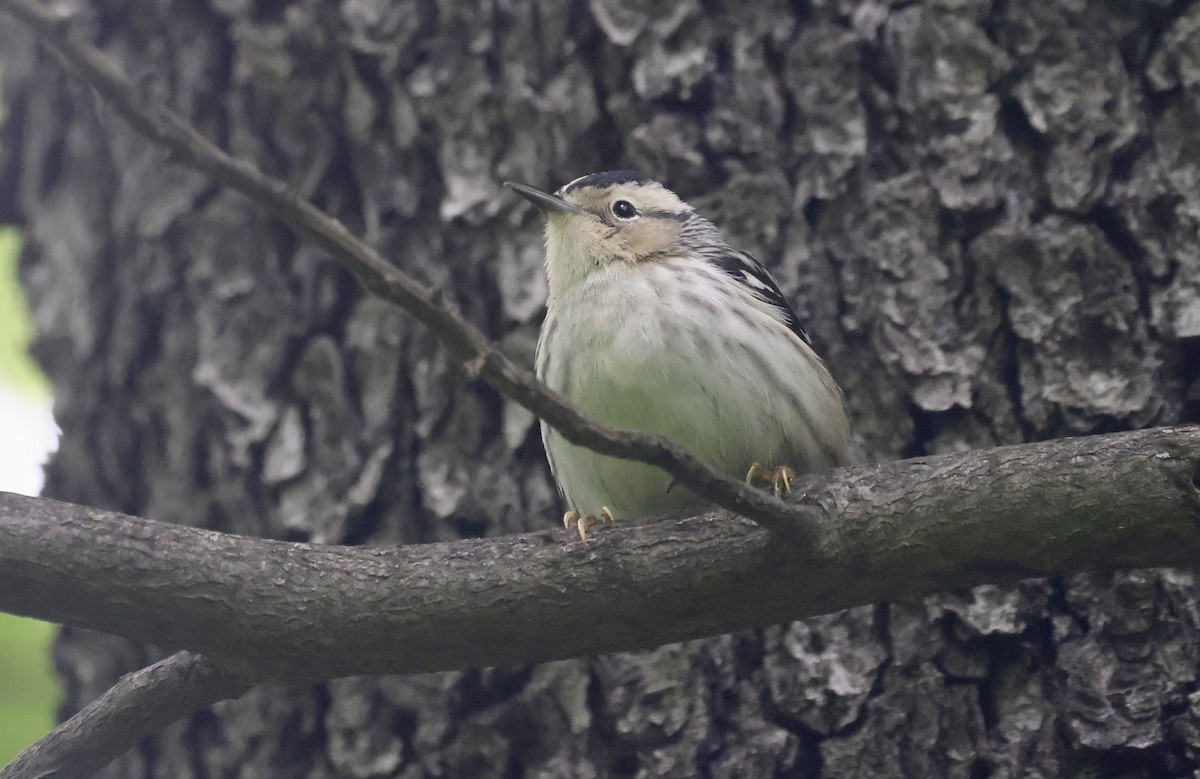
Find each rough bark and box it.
[2,1,1200,777]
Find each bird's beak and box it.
[503,182,581,215]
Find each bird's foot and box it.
[745,463,796,497]
[563,506,615,541]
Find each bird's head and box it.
[505,171,700,297]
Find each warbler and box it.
[506,171,849,539]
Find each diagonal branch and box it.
[2,428,1199,682]
[0,651,251,779]
[0,0,814,542]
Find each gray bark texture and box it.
[3,0,1200,777]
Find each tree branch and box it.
[0,0,819,542]
[2,428,1198,682]
[0,651,251,779]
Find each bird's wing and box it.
[708,249,813,346]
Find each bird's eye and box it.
[612,200,638,219]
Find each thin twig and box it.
[0,0,817,543]
[0,651,252,779]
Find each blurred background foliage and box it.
[0,227,59,764]
[0,229,48,394]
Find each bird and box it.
[505,171,849,539]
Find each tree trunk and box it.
[3,0,1200,776]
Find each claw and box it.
[562,508,616,541]
[772,466,796,497]
[747,463,797,497]
[577,515,598,540]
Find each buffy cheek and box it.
[627,220,683,260]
